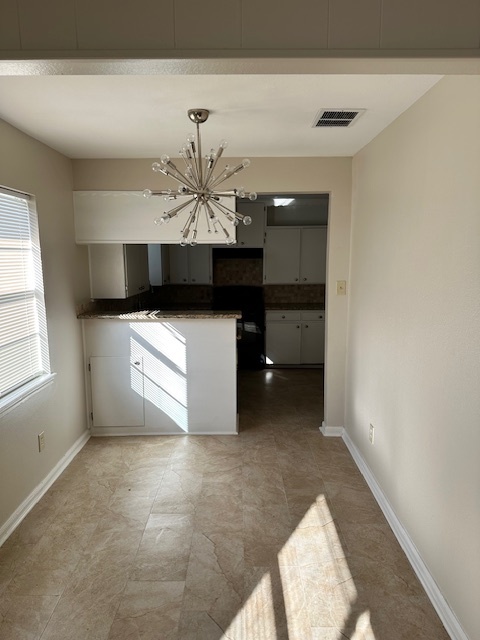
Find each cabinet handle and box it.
[305,324,309,328]
[133,361,140,366]
[294,278,299,282]
[303,278,307,282]
[139,286,145,291]
[296,325,300,329]
[183,279,187,282]
[241,241,245,245]
[281,315,285,319]
[192,278,196,282]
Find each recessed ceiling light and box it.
[273,198,294,207]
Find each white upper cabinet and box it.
[264,228,301,283]
[168,245,212,284]
[235,202,266,248]
[74,191,236,245]
[264,227,326,284]
[89,244,149,299]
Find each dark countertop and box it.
[78,309,241,320]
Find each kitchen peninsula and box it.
[79,309,240,436]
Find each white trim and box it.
[342,429,469,640]
[320,421,344,437]
[0,430,90,547]
[91,429,238,436]
[0,373,56,419]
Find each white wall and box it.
[0,119,91,533]
[73,156,352,429]
[347,76,480,640]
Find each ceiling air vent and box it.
[313,109,365,128]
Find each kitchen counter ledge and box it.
[78,309,241,320]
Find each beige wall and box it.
[0,119,90,531]
[73,156,352,428]
[347,76,480,640]
[1,0,479,57]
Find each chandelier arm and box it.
[204,204,212,234]
[208,163,246,191]
[181,200,200,240]
[164,197,196,219]
[179,152,199,189]
[165,166,198,191]
[208,198,238,219]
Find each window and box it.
[0,187,51,403]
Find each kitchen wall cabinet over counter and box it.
[167,244,212,284]
[73,191,236,245]
[235,202,266,247]
[88,243,149,299]
[266,310,325,365]
[264,227,327,284]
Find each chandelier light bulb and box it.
[154,216,163,225]
[243,216,252,226]
[152,162,162,172]
[249,192,257,201]
[143,189,152,199]
[160,154,170,165]
[226,237,236,245]
[219,140,228,150]
[186,134,195,143]
[180,239,188,247]
[242,159,251,168]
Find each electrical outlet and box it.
[38,431,45,452]
[369,424,375,445]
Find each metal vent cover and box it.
[313,109,365,128]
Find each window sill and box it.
[0,373,57,418]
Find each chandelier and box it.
[143,108,257,246]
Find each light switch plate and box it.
[336,280,347,295]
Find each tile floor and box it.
[0,369,449,639]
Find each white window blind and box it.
[0,188,50,398]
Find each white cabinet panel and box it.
[264,227,326,284]
[168,245,190,284]
[266,309,325,365]
[264,228,301,283]
[74,191,236,245]
[88,244,149,299]
[300,321,325,364]
[90,356,144,427]
[168,245,211,284]
[235,202,266,247]
[300,227,327,284]
[266,321,301,365]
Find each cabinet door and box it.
[88,244,127,299]
[125,244,149,295]
[300,227,327,283]
[266,321,301,365]
[188,245,211,284]
[264,228,301,284]
[90,356,145,427]
[235,202,266,247]
[300,321,325,364]
[168,246,189,284]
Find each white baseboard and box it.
[0,430,90,547]
[91,429,238,436]
[342,429,469,640]
[320,421,344,437]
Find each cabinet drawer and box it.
[266,311,301,322]
[301,310,325,321]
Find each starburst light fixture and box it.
[143,108,257,246]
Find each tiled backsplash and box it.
[264,284,325,305]
[78,257,325,315]
[213,258,263,286]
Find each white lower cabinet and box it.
[266,310,325,365]
[90,356,144,427]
